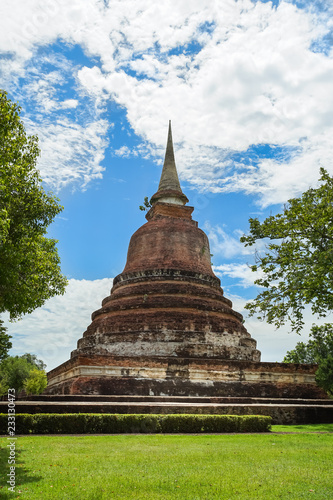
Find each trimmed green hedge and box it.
[0,413,271,434]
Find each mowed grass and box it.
[0,428,332,500]
[272,423,333,433]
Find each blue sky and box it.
[1,0,333,370]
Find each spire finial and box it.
[150,121,189,206]
[158,120,181,192]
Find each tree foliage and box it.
[21,352,46,370]
[0,318,12,362]
[0,90,67,320]
[315,356,333,396]
[240,168,333,334]
[139,196,152,212]
[24,367,47,396]
[283,324,333,395]
[0,353,47,396]
[0,356,33,395]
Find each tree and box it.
[315,357,333,396]
[0,356,34,395]
[20,353,46,370]
[240,168,333,334]
[0,318,12,361]
[0,353,47,396]
[283,324,333,395]
[0,90,67,321]
[24,368,47,395]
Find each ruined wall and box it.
[46,354,326,399]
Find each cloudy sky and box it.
[1,0,332,370]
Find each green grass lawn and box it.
[1,426,332,499]
[272,423,333,433]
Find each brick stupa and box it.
[46,123,322,398]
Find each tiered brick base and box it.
[8,395,333,425]
[45,354,325,399]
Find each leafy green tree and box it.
[0,356,33,395]
[0,379,9,397]
[21,353,46,370]
[283,324,333,395]
[0,353,47,396]
[240,168,333,334]
[0,318,12,361]
[24,367,47,395]
[0,90,67,322]
[283,341,314,364]
[315,357,333,396]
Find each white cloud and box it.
[213,263,264,288]
[114,145,133,158]
[218,132,333,207]
[204,222,251,259]
[2,50,111,191]
[204,222,267,260]
[26,117,109,191]
[1,0,333,202]
[3,278,113,371]
[20,70,65,113]
[58,99,79,109]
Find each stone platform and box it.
[5,395,333,425]
[45,354,325,399]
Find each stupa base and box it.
[45,354,326,399]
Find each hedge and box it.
[0,414,271,434]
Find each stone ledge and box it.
[19,395,333,404]
[47,364,316,387]
[113,269,221,288]
[48,354,320,377]
[45,355,326,399]
[1,401,332,425]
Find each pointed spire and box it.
[150,121,189,206]
[158,121,182,193]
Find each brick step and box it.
[1,400,333,425]
[17,395,333,405]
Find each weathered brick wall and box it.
[123,213,213,276]
[46,354,326,399]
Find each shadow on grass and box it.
[295,424,333,432]
[273,423,333,433]
[0,442,42,499]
